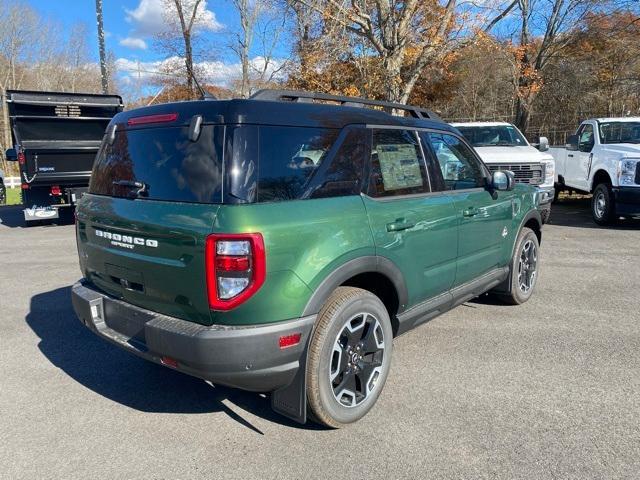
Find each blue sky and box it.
[27,0,287,88]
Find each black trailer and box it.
[4,90,123,223]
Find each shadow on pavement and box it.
[26,286,325,433]
[549,195,640,230]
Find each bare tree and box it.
[230,0,289,97]
[95,0,109,93]
[232,0,260,97]
[160,0,205,94]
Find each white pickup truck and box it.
[550,118,640,225]
[452,122,555,222]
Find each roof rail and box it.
[249,89,440,120]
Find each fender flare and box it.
[301,255,409,317]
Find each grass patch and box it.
[5,188,22,205]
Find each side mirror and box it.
[492,170,514,191]
[566,135,579,151]
[537,136,549,152]
[5,148,17,161]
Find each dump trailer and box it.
[4,90,123,223]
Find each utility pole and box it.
[95,0,109,94]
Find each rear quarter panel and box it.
[212,196,374,325]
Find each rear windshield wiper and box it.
[112,179,149,197]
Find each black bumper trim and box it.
[613,186,640,215]
[71,281,316,392]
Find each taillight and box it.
[21,183,29,190]
[18,152,25,165]
[50,185,61,196]
[205,233,266,311]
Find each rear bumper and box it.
[71,281,315,392]
[613,186,640,215]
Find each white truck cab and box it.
[452,121,555,222]
[550,118,640,225]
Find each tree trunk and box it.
[184,31,194,94]
[514,97,531,135]
[95,0,109,94]
[382,53,404,104]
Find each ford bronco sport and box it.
[72,90,543,427]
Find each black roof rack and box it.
[250,89,440,120]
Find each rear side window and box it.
[257,126,339,202]
[90,126,223,203]
[367,129,430,197]
[226,125,364,203]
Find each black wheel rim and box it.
[329,313,385,408]
[518,239,538,293]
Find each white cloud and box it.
[119,37,148,50]
[116,56,286,88]
[125,0,223,37]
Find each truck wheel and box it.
[306,287,393,428]
[498,227,540,305]
[540,208,551,224]
[0,184,5,204]
[592,183,616,226]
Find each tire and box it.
[591,183,616,226]
[498,227,540,305]
[553,186,561,203]
[306,287,393,428]
[540,208,551,224]
[0,183,6,205]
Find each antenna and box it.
[192,73,216,101]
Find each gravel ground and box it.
[1,197,639,480]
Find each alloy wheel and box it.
[518,239,538,293]
[329,312,386,408]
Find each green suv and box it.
[72,90,543,427]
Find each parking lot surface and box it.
[1,198,639,480]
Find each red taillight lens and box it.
[21,183,29,190]
[127,113,178,126]
[279,333,301,349]
[160,356,179,368]
[215,255,250,271]
[205,233,266,311]
[50,185,61,196]
[18,152,25,165]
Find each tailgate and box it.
[77,195,219,325]
[24,148,98,184]
[76,120,225,326]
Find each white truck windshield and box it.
[457,125,528,147]
[599,122,640,144]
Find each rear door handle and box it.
[386,218,415,232]
[462,207,478,218]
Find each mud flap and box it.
[270,339,309,424]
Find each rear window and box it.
[90,125,223,203]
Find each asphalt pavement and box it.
[1,197,639,479]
